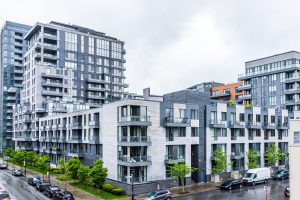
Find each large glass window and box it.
[190,109,198,119]
[65,32,77,51]
[294,132,299,144]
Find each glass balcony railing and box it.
[118,136,150,143]
[120,116,150,123]
[118,155,151,163]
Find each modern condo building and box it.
[0,21,31,149]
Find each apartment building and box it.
[206,102,289,180]
[0,21,31,149]
[289,117,300,200]
[238,51,300,114]
[36,98,200,194]
[210,82,243,102]
[13,21,127,151]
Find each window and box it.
[239,113,244,122]
[178,128,186,137]
[269,96,276,106]
[212,91,219,96]
[165,108,173,118]
[271,116,275,123]
[179,109,186,119]
[191,109,198,119]
[294,132,300,144]
[256,115,260,122]
[191,127,199,137]
[221,112,227,121]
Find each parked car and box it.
[0,163,7,170]
[53,191,74,200]
[242,167,271,185]
[28,176,41,186]
[36,181,51,192]
[273,169,289,180]
[142,189,171,200]
[0,191,10,200]
[11,169,22,176]
[284,186,290,197]
[43,186,61,198]
[220,179,242,190]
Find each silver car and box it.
[143,189,171,200]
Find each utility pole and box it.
[131,173,134,200]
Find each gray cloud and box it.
[1,0,299,94]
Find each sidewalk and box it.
[133,182,221,199]
[5,162,100,200]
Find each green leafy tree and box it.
[89,160,108,193]
[4,148,13,158]
[67,158,81,181]
[265,143,282,167]
[246,149,260,169]
[58,159,69,191]
[77,164,90,186]
[212,150,233,174]
[25,151,35,166]
[14,150,26,170]
[36,155,50,181]
[32,154,40,167]
[168,163,197,193]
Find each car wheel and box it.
[252,182,255,186]
[229,186,232,190]
[239,184,242,188]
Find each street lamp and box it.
[47,162,51,183]
[23,159,26,176]
[127,174,134,200]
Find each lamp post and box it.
[127,174,134,200]
[23,159,26,176]
[47,162,51,183]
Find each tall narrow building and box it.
[0,21,31,149]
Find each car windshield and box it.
[275,171,283,175]
[146,192,157,197]
[222,180,233,186]
[244,173,254,178]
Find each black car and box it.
[273,170,289,180]
[43,186,61,198]
[0,191,9,200]
[53,191,75,200]
[28,176,41,186]
[36,181,51,192]
[220,179,242,190]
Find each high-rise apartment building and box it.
[238,51,300,114]
[210,82,243,102]
[13,21,127,152]
[0,21,31,149]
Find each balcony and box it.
[118,116,151,126]
[277,122,289,129]
[45,136,52,142]
[70,122,82,129]
[284,75,300,83]
[13,135,32,141]
[41,72,63,79]
[118,136,151,146]
[238,64,300,80]
[68,136,82,143]
[58,124,67,130]
[44,33,57,40]
[118,155,152,167]
[51,148,62,154]
[209,120,227,128]
[20,146,33,151]
[45,125,52,131]
[285,99,300,105]
[58,137,66,143]
[237,84,251,91]
[41,90,64,96]
[246,121,261,129]
[43,53,57,60]
[163,117,191,127]
[238,94,252,100]
[211,91,231,99]
[230,152,245,159]
[86,78,106,84]
[284,87,300,94]
[6,96,16,101]
[88,121,100,128]
[164,155,185,164]
[68,149,84,157]
[87,94,105,100]
[45,148,52,154]
[87,85,105,92]
[229,121,245,129]
[51,124,58,130]
[263,122,276,129]
[42,81,63,87]
[87,136,100,144]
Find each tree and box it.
[67,158,81,181]
[36,155,50,181]
[14,150,26,170]
[168,163,197,193]
[212,150,232,174]
[77,164,90,186]
[246,149,260,169]
[89,160,108,193]
[58,159,69,191]
[265,143,282,168]
[25,151,35,166]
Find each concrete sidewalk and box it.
[132,182,220,199]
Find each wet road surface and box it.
[0,169,49,200]
[175,179,289,200]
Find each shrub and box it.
[111,188,125,196]
[52,169,62,174]
[245,104,252,109]
[102,183,116,192]
[57,174,71,181]
[227,100,236,107]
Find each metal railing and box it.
[164,117,190,124]
[118,136,150,143]
[120,116,150,122]
[118,155,151,162]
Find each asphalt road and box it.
[174,179,289,200]
[0,169,49,200]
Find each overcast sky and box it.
[1,0,299,95]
